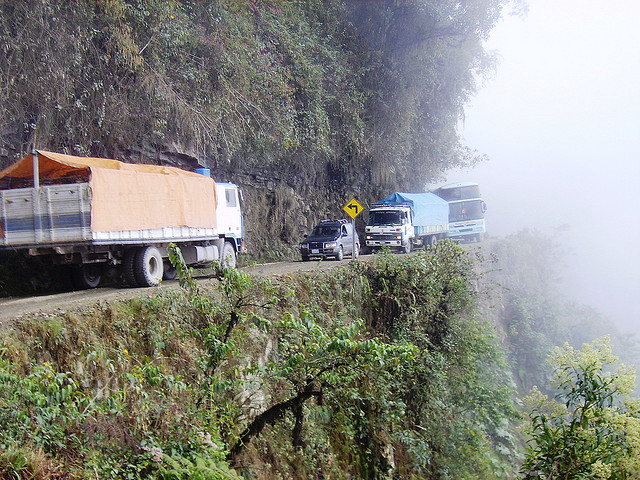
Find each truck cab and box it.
[215,182,244,253]
[365,204,414,253]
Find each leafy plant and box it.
[521,337,640,479]
[351,243,521,479]
[159,454,242,480]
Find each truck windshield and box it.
[449,200,485,222]
[368,211,402,226]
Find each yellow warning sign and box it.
[343,198,364,219]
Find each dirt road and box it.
[0,257,355,325]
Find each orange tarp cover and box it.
[0,150,217,232]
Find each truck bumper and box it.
[366,241,401,247]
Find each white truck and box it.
[0,150,244,289]
[365,192,449,253]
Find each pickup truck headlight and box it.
[325,242,337,248]
[299,244,308,250]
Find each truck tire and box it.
[71,264,102,290]
[163,260,177,280]
[135,246,163,287]
[221,241,237,268]
[403,242,411,254]
[429,235,438,247]
[122,248,140,287]
[336,246,344,261]
[353,243,360,260]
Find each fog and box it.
[450,0,640,334]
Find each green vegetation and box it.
[1,234,637,478]
[521,338,640,479]
[480,230,640,478]
[0,242,523,479]
[482,229,637,396]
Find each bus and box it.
[432,182,487,242]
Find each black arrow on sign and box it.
[348,204,360,214]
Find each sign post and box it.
[343,198,364,260]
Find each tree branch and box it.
[228,384,322,461]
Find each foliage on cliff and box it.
[0,243,521,479]
[0,0,512,255]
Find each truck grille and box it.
[368,234,398,241]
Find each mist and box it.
[451,0,640,334]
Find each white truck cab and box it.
[365,192,449,253]
[365,204,414,253]
[215,182,244,249]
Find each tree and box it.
[521,337,640,479]
[227,311,417,465]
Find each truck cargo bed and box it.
[1,184,218,249]
[414,224,448,235]
[1,184,91,246]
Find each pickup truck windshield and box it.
[368,211,402,226]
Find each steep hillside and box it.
[0,0,508,257]
[0,243,522,479]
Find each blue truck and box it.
[364,192,449,253]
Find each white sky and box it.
[452,0,640,333]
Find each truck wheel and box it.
[221,241,237,268]
[336,246,344,261]
[135,246,163,287]
[301,255,310,262]
[403,242,412,254]
[71,264,102,290]
[353,243,360,260]
[163,260,177,280]
[430,235,438,247]
[122,248,140,287]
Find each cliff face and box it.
[0,0,505,257]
